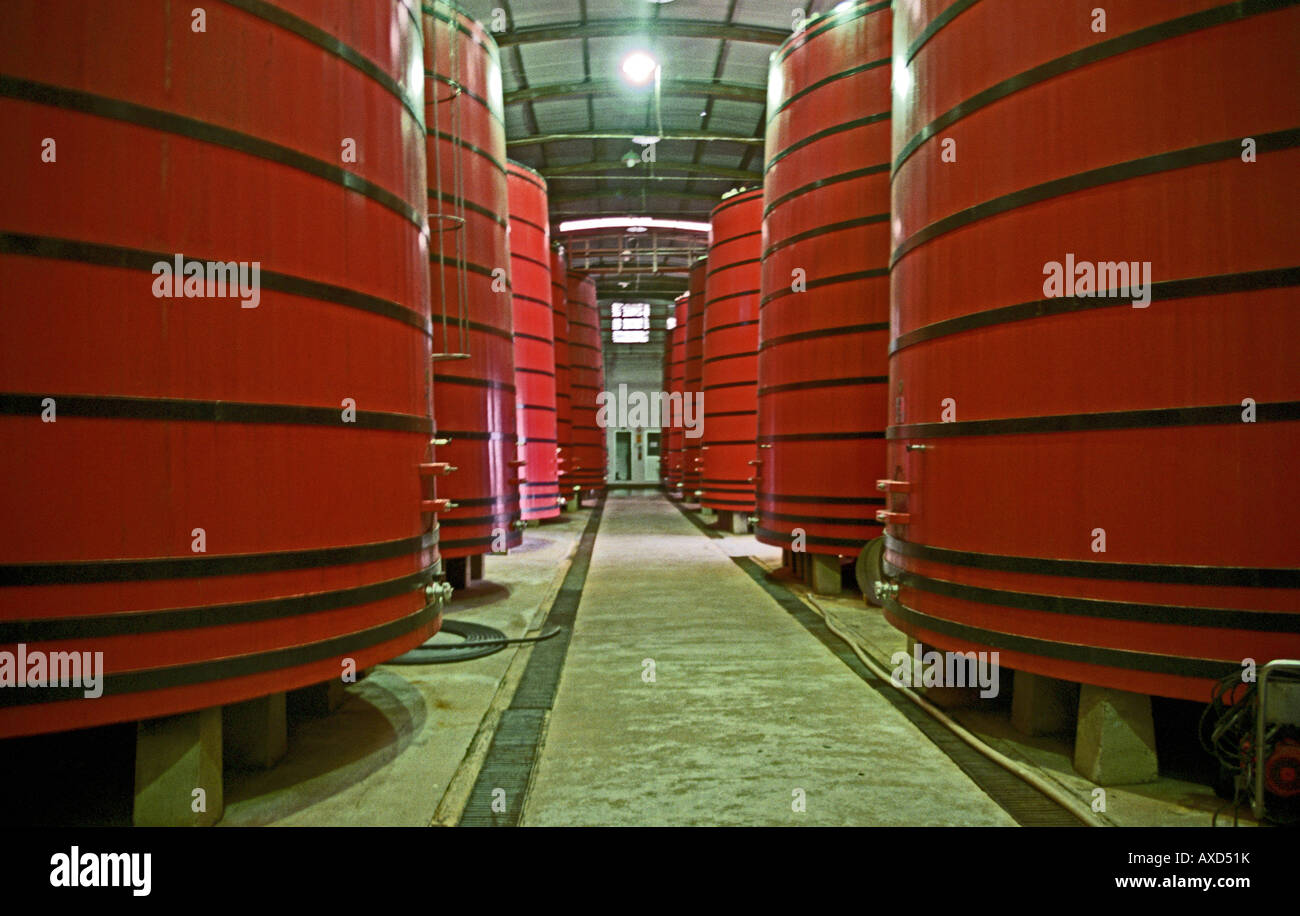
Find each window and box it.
[610,302,651,343]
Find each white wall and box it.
[603,343,666,484]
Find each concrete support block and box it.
[699,506,715,521]
[134,707,223,826]
[910,642,982,709]
[809,554,842,596]
[469,553,484,581]
[724,511,749,534]
[1012,671,1078,736]
[1073,684,1159,785]
[288,679,347,718]
[222,692,287,770]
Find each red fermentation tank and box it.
[758,0,892,563]
[702,190,763,521]
[681,259,709,503]
[550,246,572,505]
[506,161,560,521]
[562,272,607,501]
[662,292,689,497]
[880,0,1300,701]
[0,0,439,737]
[425,0,520,569]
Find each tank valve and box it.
[747,515,759,526]
[425,581,455,605]
[511,519,526,531]
[873,580,899,601]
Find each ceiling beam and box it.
[495,19,790,46]
[541,159,760,180]
[504,78,765,106]
[549,190,729,206]
[508,130,762,148]
[575,266,691,275]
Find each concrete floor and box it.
[220,512,590,826]
[213,490,1237,827]
[521,494,1016,826]
[749,556,1258,828]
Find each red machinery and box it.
[562,271,607,501]
[0,0,438,737]
[758,1,892,558]
[425,1,520,570]
[878,0,1300,701]
[681,258,708,503]
[506,161,560,521]
[702,190,762,521]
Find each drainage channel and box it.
[730,556,1088,827]
[457,498,605,826]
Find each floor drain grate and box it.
[458,500,605,826]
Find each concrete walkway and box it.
[523,493,1017,826]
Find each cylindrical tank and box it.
[681,258,709,503]
[702,190,763,515]
[563,272,607,498]
[758,0,892,557]
[550,247,572,502]
[662,292,689,497]
[0,0,437,737]
[883,0,1300,701]
[425,1,520,558]
[506,161,560,521]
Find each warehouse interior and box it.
[1,0,1297,832]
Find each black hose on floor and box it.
[386,621,563,665]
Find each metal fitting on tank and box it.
[425,580,455,606]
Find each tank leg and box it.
[911,640,984,709]
[288,679,346,717]
[782,549,793,570]
[716,510,749,534]
[469,553,484,581]
[133,707,223,826]
[222,693,287,770]
[1011,671,1078,736]
[1073,685,1158,785]
[809,554,842,596]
